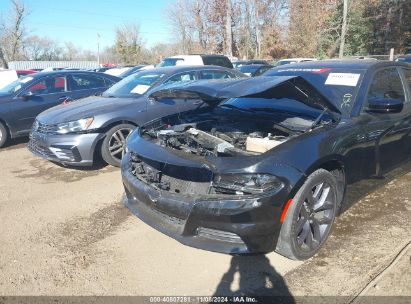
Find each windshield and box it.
[0,76,34,94]
[158,58,183,67]
[103,72,165,98]
[263,67,364,114]
[277,60,297,66]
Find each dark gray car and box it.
[0,70,120,147]
[28,65,245,167]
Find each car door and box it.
[361,67,411,175]
[67,73,109,100]
[9,75,69,135]
[144,71,201,122]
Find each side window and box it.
[103,77,117,87]
[401,68,411,97]
[71,74,106,90]
[367,68,405,102]
[164,72,198,84]
[27,76,67,95]
[200,70,233,80]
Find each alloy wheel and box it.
[108,128,132,162]
[295,182,336,252]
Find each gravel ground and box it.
[0,141,410,302]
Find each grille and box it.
[196,227,243,243]
[33,120,57,134]
[28,136,55,159]
[129,153,212,195]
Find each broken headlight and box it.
[212,174,284,195]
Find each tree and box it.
[0,0,29,68]
[339,0,349,58]
[114,23,145,64]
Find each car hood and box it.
[149,76,341,114]
[0,93,12,103]
[37,96,146,124]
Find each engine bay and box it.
[144,118,312,157]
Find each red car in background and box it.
[16,70,37,78]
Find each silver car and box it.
[28,65,245,167]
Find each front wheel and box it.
[101,124,135,167]
[276,169,339,260]
[0,122,8,148]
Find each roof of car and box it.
[28,70,120,79]
[272,59,410,70]
[136,65,234,75]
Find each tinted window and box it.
[164,71,198,84]
[27,76,67,95]
[368,68,405,102]
[200,70,233,80]
[71,74,106,90]
[201,56,233,68]
[103,77,117,87]
[402,68,411,95]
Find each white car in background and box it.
[0,69,18,89]
[158,54,233,69]
[276,58,318,66]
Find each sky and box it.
[0,0,173,52]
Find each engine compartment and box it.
[144,118,308,157]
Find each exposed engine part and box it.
[245,134,286,153]
[152,119,294,157]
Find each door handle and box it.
[59,96,72,103]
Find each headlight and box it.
[56,117,94,134]
[212,174,284,195]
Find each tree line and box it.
[0,0,410,68]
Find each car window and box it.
[367,68,405,103]
[71,74,106,90]
[164,71,198,84]
[200,70,233,80]
[103,77,117,87]
[201,56,233,68]
[27,76,67,95]
[401,68,411,98]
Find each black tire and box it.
[101,124,135,167]
[0,122,8,148]
[276,169,339,260]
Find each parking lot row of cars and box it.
[1,54,411,260]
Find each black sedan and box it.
[0,71,119,147]
[238,64,273,77]
[121,60,411,260]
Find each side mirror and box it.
[21,91,35,101]
[366,97,403,114]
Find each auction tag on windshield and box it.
[325,73,360,86]
[130,84,150,94]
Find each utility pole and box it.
[339,0,349,58]
[226,0,233,57]
[97,33,100,66]
[253,0,260,58]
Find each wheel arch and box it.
[0,117,12,138]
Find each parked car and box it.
[238,64,273,77]
[158,54,233,69]
[28,65,246,167]
[16,69,37,78]
[275,58,318,66]
[396,55,411,64]
[232,59,270,69]
[0,71,120,148]
[122,60,411,260]
[118,65,146,78]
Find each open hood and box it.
[149,76,341,114]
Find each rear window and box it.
[158,58,184,67]
[264,67,365,114]
[201,56,233,68]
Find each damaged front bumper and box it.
[121,152,293,254]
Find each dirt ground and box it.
[0,140,410,302]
